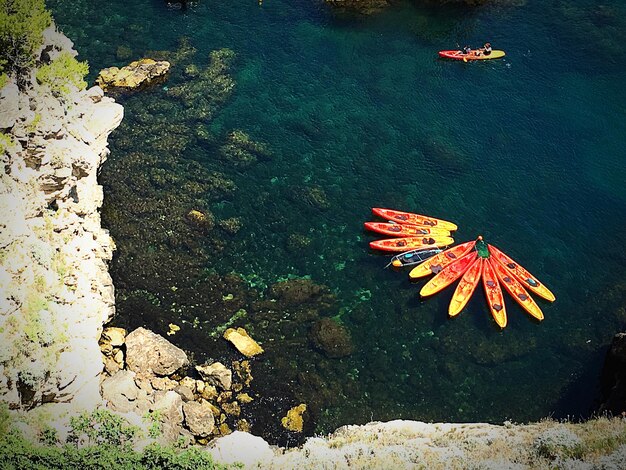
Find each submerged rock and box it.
[96,58,170,91]
[310,317,354,358]
[223,327,264,357]
[281,403,307,432]
[125,327,189,376]
[186,209,214,231]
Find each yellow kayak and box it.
[409,240,475,279]
[491,256,544,321]
[482,258,507,328]
[420,251,478,297]
[488,244,556,302]
[448,257,483,317]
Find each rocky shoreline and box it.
[0,25,122,418]
[2,21,626,470]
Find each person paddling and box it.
[483,42,492,55]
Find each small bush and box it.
[0,71,7,89]
[0,0,52,76]
[67,409,138,448]
[35,51,88,97]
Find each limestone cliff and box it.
[0,26,123,417]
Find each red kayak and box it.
[364,222,451,238]
[372,208,458,231]
[438,49,506,61]
[370,235,455,252]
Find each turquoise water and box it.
[50,0,626,442]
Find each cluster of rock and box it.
[0,25,123,414]
[100,327,256,443]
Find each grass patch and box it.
[0,407,234,469]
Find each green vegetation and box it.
[143,410,163,439]
[36,51,88,97]
[0,0,51,77]
[0,71,7,89]
[26,112,41,134]
[0,406,232,469]
[0,132,16,154]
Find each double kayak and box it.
[372,208,458,231]
[438,50,506,61]
[370,235,455,252]
[365,222,451,238]
[388,248,443,268]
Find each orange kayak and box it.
[491,257,544,321]
[420,251,478,297]
[364,222,451,238]
[372,208,458,231]
[409,240,475,279]
[487,244,555,302]
[482,259,507,328]
[448,257,483,317]
[370,235,455,252]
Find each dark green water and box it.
[50,0,626,443]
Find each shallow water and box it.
[50,0,626,441]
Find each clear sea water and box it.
[49,0,626,442]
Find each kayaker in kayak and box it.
[462,45,471,55]
[483,42,492,55]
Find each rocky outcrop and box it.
[598,332,626,415]
[125,327,189,376]
[95,58,170,91]
[0,25,123,414]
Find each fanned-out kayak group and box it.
[365,208,555,329]
[438,42,505,61]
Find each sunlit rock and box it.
[125,327,189,376]
[196,362,232,390]
[96,58,170,91]
[281,403,307,432]
[223,327,264,357]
